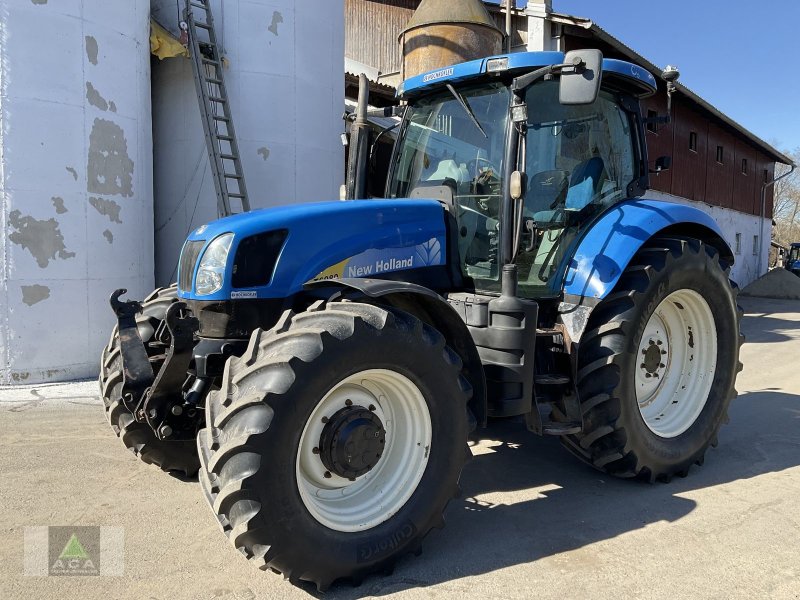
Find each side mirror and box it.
[559,49,603,106]
[651,155,672,173]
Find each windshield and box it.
[388,82,510,287]
[517,81,636,295]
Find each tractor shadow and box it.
[319,387,800,598]
[738,297,800,344]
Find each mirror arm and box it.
[511,59,582,96]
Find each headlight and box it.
[195,233,233,296]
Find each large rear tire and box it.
[561,237,743,481]
[99,285,200,476]
[197,302,471,590]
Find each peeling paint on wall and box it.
[88,196,122,223]
[51,196,67,214]
[102,229,114,244]
[87,118,134,197]
[85,35,98,65]
[8,210,76,268]
[268,11,283,36]
[86,82,109,111]
[21,284,51,306]
[257,147,270,161]
[65,166,78,180]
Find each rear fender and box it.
[307,278,488,427]
[560,198,733,342]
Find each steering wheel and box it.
[466,158,501,194]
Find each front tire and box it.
[197,302,471,590]
[561,237,743,481]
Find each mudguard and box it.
[562,198,732,302]
[558,198,733,344]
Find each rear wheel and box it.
[197,302,471,590]
[99,285,200,476]
[561,237,743,481]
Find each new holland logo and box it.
[422,67,454,83]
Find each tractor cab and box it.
[390,51,657,297]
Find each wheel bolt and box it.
[649,340,655,345]
[661,350,667,355]
[148,408,158,419]
[321,416,329,424]
[653,373,659,378]
[345,399,353,407]
[645,373,652,378]
[159,424,173,438]
[312,447,320,455]
[641,349,647,355]
[368,404,376,411]
[660,363,665,368]
[324,471,331,479]
[657,340,663,346]
[170,404,183,416]
[640,363,646,369]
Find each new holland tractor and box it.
[100,50,742,589]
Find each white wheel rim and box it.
[296,369,432,532]
[635,289,717,438]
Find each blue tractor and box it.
[100,50,742,589]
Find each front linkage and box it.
[109,289,201,441]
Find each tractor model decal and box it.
[309,237,445,282]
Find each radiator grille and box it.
[178,240,205,292]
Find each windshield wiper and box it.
[446,83,487,138]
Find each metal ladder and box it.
[184,0,250,217]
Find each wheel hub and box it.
[318,406,386,479]
[642,340,665,375]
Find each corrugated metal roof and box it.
[549,12,794,166]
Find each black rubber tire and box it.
[197,301,471,590]
[560,237,744,482]
[98,284,200,476]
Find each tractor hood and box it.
[177,199,448,301]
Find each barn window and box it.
[716,145,724,164]
[646,109,658,133]
[763,168,770,183]
[741,158,748,175]
[689,131,698,152]
[735,233,742,255]
[753,235,759,256]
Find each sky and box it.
[552,0,800,156]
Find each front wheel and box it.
[197,302,471,590]
[561,237,743,481]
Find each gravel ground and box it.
[1,296,799,600]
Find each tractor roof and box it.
[397,51,657,99]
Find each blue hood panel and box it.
[178,199,448,301]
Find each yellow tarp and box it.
[150,18,188,60]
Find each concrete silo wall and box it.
[0,0,153,384]
[151,0,345,286]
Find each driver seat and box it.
[565,156,605,211]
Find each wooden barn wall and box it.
[565,30,777,218]
[345,0,416,76]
